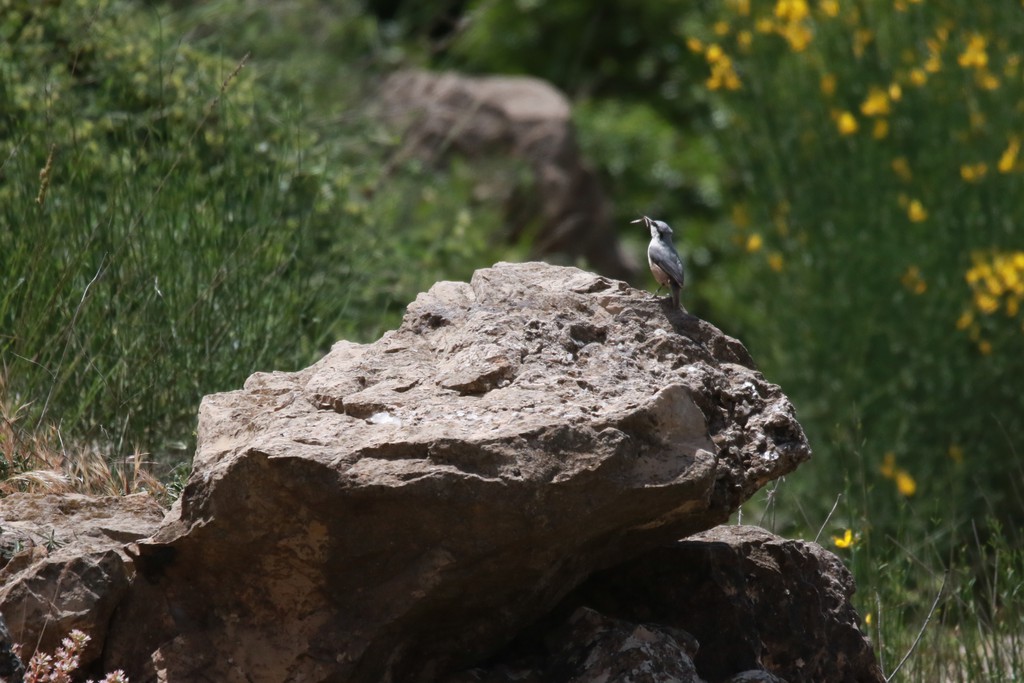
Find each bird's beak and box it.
[630,216,651,227]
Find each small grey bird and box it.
[632,215,684,309]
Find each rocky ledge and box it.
[0,262,880,683]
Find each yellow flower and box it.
[909,68,928,86]
[774,0,809,22]
[978,339,993,355]
[959,33,989,69]
[895,470,917,496]
[925,39,943,73]
[985,269,1005,296]
[768,252,785,272]
[891,156,913,181]
[821,0,839,16]
[820,73,837,96]
[956,309,974,330]
[977,71,1001,90]
[860,87,891,116]
[756,17,776,33]
[746,233,764,252]
[948,444,965,464]
[833,529,855,548]
[780,21,813,52]
[975,292,1000,314]
[714,21,731,36]
[728,0,751,16]
[772,0,812,51]
[737,30,753,51]
[836,110,859,135]
[998,135,1020,173]
[907,198,928,222]
[881,453,917,496]
[705,45,743,91]
[686,37,705,53]
[707,63,742,91]
[865,613,873,626]
[888,83,903,101]
[965,261,986,284]
[960,162,989,183]
[880,451,897,478]
[873,119,889,140]
[999,258,1023,292]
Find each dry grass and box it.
[1,383,166,499]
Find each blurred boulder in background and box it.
[377,70,638,280]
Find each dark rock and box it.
[446,607,706,683]
[0,612,24,683]
[559,525,883,683]
[725,671,788,683]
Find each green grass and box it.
[0,0,514,463]
[853,521,1024,682]
[743,468,1024,682]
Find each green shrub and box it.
[0,0,508,462]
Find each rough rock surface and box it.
[557,525,885,683]
[0,492,166,669]
[377,70,635,279]
[101,262,810,683]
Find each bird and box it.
[632,216,684,309]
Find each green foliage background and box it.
[440,0,1024,543]
[3,0,1023,539]
[676,0,1024,541]
[3,0,1024,677]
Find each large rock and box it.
[105,262,810,682]
[377,70,636,280]
[0,492,166,670]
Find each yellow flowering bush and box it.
[959,251,1024,352]
[687,0,1024,535]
